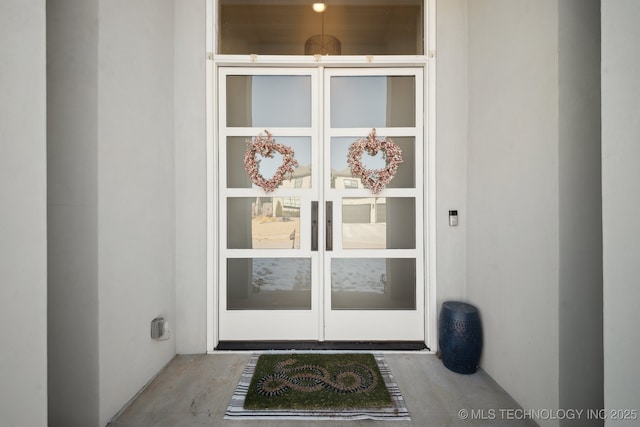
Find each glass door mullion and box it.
[326,127,418,138]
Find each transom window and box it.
[218,0,424,56]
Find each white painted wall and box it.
[466,2,606,426]
[558,0,603,424]
[97,1,176,424]
[601,1,640,424]
[47,1,177,425]
[47,1,100,425]
[466,1,561,425]
[175,0,208,354]
[435,0,468,309]
[0,1,48,426]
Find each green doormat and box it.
[244,353,392,410]
[225,353,411,420]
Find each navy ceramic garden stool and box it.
[438,301,483,374]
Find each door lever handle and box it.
[311,201,318,251]
[326,201,333,251]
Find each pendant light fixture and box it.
[305,3,341,55]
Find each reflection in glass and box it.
[219,1,423,55]
[331,76,415,128]
[331,137,415,189]
[228,136,312,189]
[226,75,311,127]
[227,258,311,310]
[342,198,416,249]
[331,258,415,309]
[228,197,301,249]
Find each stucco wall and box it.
[47,1,177,425]
[601,1,640,424]
[47,1,100,425]
[558,0,603,424]
[0,1,48,426]
[435,0,469,311]
[175,0,208,354]
[466,2,605,425]
[97,1,177,424]
[466,1,561,425]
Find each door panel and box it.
[341,197,416,249]
[226,75,312,127]
[322,68,424,341]
[330,75,416,128]
[218,68,321,341]
[330,136,416,189]
[331,258,416,310]
[227,258,312,310]
[226,136,312,189]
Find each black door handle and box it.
[311,201,318,251]
[326,201,333,251]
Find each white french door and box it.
[217,67,425,343]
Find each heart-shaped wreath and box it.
[244,130,299,193]
[347,129,403,194]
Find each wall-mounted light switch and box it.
[449,210,459,226]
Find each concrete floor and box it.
[108,353,537,427]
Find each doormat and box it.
[224,353,411,420]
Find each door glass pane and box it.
[226,75,311,127]
[227,136,312,189]
[331,76,415,128]
[331,137,415,189]
[227,258,311,310]
[228,197,301,249]
[219,1,423,55]
[331,258,415,309]
[342,197,415,249]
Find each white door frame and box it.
[205,0,437,352]
[215,67,425,343]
